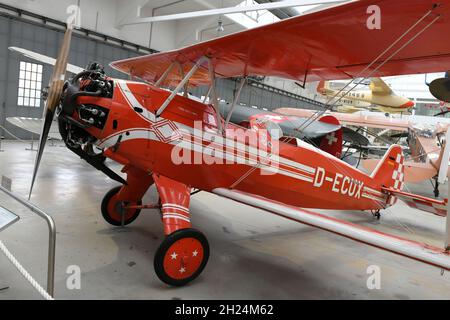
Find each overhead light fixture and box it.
[217,17,224,32]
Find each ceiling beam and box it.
[254,0,299,19]
[118,0,350,26]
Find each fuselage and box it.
[322,87,414,113]
[67,79,390,211]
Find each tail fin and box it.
[318,115,342,159]
[376,145,448,216]
[371,145,404,191]
[369,77,392,95]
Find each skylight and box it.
[225,0,280,29]
[225,1,337,30]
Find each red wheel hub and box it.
[163,237,204,280]
[107,194,138,223]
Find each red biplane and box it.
[21,0,450,286]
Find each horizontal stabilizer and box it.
[382,187,447,217]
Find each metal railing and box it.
[0,183,56,297]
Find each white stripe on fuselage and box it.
[116,80,156,122]
[97,128,157,149]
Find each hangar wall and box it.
[191,79,324,112]
[0,13,141,139]
[0,0,177,51]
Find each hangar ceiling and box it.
[132,0,350,47]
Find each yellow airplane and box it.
[318,78,415,113]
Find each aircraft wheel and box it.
[101,186,141,226]
[154,228,209,286]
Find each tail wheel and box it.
[101,186,142,226]
[154,228,209,286]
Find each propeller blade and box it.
[389,132,409,138]
[430,78,450,103]
[434,110,450,117]
[29,26,73,199]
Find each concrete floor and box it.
[0,140,449,299]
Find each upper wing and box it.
[110,0,450,86]
[8,47,84,74]
[369,78,392,95]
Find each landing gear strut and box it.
[152,173,210,286]
[433,178,440,198]
[371,209,381,220]
[100,167,154,226]
[101,186,142,226]
[100,170,210,286]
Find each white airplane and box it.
[318,77,415,113]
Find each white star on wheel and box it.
[170,252,178,260]
[192,250,198,257]
[179,267,186,274]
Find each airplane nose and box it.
[401,100,415,108]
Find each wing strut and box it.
[154,61,176,87]
[207,58,223,134]
[203,86,212,103]
[443,129,450,250]
[155,56,226,135]
[156,56,208,116]
[447,178,450,250]
[224,77,247,127]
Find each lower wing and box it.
[212,188,450,271]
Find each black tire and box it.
[101,186,141,226]
[154,228,209,287]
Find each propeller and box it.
[429,72,450,103]
[389,132,409,139]
[433,110,450,117]
[29,25,73,199]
